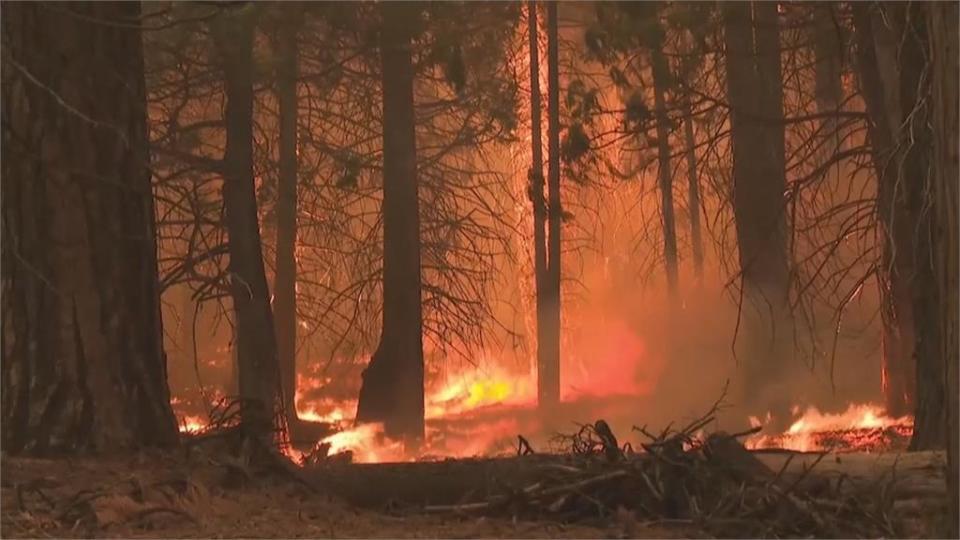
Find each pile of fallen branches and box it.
[426,405,901,538]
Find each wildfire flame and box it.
[745,403,914,453]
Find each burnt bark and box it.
[851,3,916,417]
[210,6,280,435]
[273,13,301,427]
[722,2,792,422]
[527,1,551,412]
[539,0,561,408]
[651,43,679,295]
[356,1,425,442]
[1,2,178,453]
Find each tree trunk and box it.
[813,3,843,156]
[539,0,561,408]
[850,3,916,417]
[356,1,425,442]
[682,100,704,283]
[211,6,280,436]
[1,2,178,453]
[722,2,792,423]
[273,14,300,428]
[927,2,958,530]
[886,3,946,452]
[651,44,679,295]
[527,1,551,412]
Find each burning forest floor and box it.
[1,406,952,539]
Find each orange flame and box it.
[746,403,914,453]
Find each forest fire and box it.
[174,361,916,461]
[746,403,914,453]
[4,0,957,538]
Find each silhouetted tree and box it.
[539,0,561,408]
[527,1,551,411]
[722,2,792,422]
[851,3,916,417]
[356,1,425,441]
[650,19,680,295]
[272,7,303,429]
[210,5,281,435]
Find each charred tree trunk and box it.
[851,4,916,417]
[356,1,425,442]
[722,2,792,423]
[682,100,704,283]
[527,1,551,411]
[1,2,178,453]
[273,14,300,428]
[650,44,679,295]
[211,7,280,435]
[927,1,958,529]
[539,0,561,408]
[890,3,946,452]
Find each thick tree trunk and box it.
[651,45,679,295]
[927,2,958,530]
[211,7,280,435]
[850,4,916,417]
[539,0,561,408]
[722,2,792,423]
[682,100,704,283]
[356,1,425,442]
[527,1,551,411]
[1,2,178,453]
[273,16,300,427]
[884,3,945,452]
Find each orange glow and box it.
[178,414,207,434]
[746,403,914,453]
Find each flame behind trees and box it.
[7,0,955,479]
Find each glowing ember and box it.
[178,414,207,434]
[746,403,914,453]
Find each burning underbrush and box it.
[745,403,915,454]
[164,381,941,538]
[305,400,942,538]
[174,370,916,465]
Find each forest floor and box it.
[0,452,681,539]
[0,447,949,538]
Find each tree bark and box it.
[682,100,704,283]
[887,3,945,452]
[850,3,916,417]
[527,1,551,412]
[722,2,792,423]
[926,2,958,530]
[273,13,301,427]
[356,1,425,442]
[210,6,280,435]
[651,44,679,295]
[539,0,561,408]
[1,2,178,453]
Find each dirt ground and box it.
[1,448,949,539]
[0,452,688,539]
